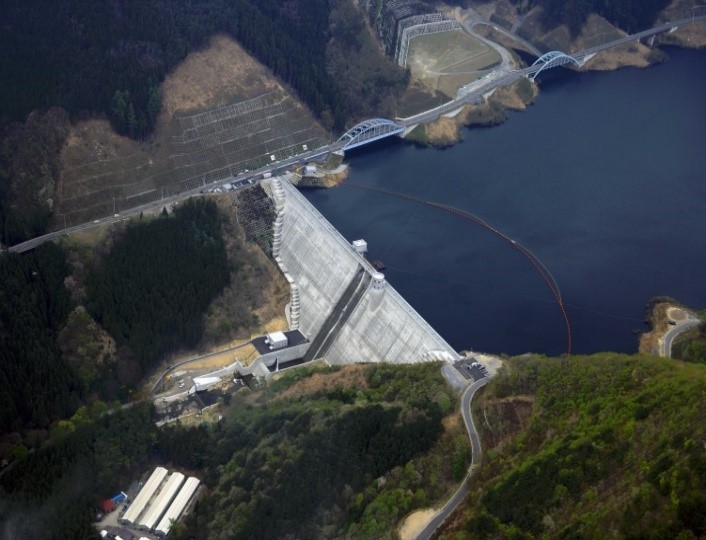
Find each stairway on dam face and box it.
[303,267,372,362]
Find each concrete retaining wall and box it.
[269,178,459,364]
[257,342,311,367]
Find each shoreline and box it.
[640,299,702,357]
[401,23,705,149]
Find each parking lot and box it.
[453,357,489,382]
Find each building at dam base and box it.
[265,176,458,365]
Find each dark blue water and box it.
[305,48,706,356]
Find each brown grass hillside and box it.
[56,35,325,228]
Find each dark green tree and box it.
[110,90,130,135]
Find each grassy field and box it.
[406,29,501,99]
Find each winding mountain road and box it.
[660,312,701,357]
[416,376,490,540]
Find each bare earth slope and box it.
[56,35,327,228]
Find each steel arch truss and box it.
[337,118,405,151]
[530,51,580,80]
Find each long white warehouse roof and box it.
[155,477,201,536]
[121,467,168,525]
[139,472,185,531]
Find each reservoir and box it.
[305,47,706,357]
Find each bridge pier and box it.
[579,52,596,66]
[442,108,464,119]
[403,124,419,137]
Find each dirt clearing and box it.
[442,412,461,431]
[398,508,437,540]
[407,29,501,99]
[160,35,279,118]
[473,353,504,377]
[178,343,259,371]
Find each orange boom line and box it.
[344,181,573,355]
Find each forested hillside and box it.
[0,244,78,434]
[87,199,229,373]
[1,364,466,539]
[173,363,467,540]
[0,404,159,539]
[0,199,231,463]
[0,108,69,245]
[508,0,673,35]
[0,0,347,135]
[673,320,706,363]
[327,0,409,120]
[443,353,706,539]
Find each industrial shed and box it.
[139,472,185,531]
[155,476,201,536]
[120,467,168,526]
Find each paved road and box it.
[416,376,489,540]
[458,7,518,70]
[401,10,706,127]
[661,316,701,357]
[462,7,542,56]
[6,145,342,254]
[4,11,704,255]
[151,340,255,396]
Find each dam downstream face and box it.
[304,47,706,356]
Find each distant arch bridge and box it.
[337,118,405,151]
[529,51,581,80]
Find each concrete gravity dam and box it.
[265,176,459,365]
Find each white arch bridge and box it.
[528,51,582,80]
[335,52,585,152]
[337,118,405,151]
